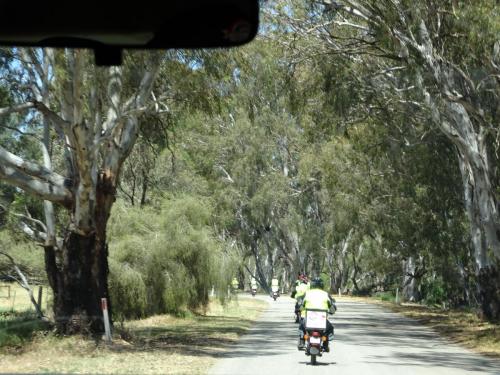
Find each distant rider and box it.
[250,277,257,291]
[271,277,279,296]
[231,277,239,293]
[298,277,336,351]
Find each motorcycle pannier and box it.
[305,309,327,330]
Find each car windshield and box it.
[1,1,500,373]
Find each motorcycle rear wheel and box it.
[310,354,317,365]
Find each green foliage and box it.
[374,291,396,303]
[421,277,447,307]
[108,196,235,319]
[108,260,147,321]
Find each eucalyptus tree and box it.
[269,0,500,319]
[0,49,163,333]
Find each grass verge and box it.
[0,311,51,348]
[338,295,500,358]
[0,296,268,374]
[1,282,52,349]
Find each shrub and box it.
[421,277,447,306]
[108,195,236,319]
[375,291,396,302]
[108,260,147,321]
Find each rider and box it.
[291,273,302,298]
[231,277,239,292]
[298,277,336,351]
[293,275,309,321]
[250,276,257,291]
[271,277,279,296]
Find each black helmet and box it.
[311,277,324,289]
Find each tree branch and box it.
[33,101,70,136]
[18,221,48,244]
[0,102,35,116]
[0,162,72,206]
[0,251,46,319]
[0,145,67,187]
[0,123,40,139]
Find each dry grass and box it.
[341,295,500,358]
[335,295,371,303]
[0,296,268,374]
[0,282,51,313]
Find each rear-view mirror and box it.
[0,0,259,65]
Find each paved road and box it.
[209,295,500,375]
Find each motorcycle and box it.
[301,309,330,365]
[271,286,280,301]
[251,288,257,297]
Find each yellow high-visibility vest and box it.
[303,289,330,311]
[295,282,308,299]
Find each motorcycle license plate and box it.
[310,336,321,344]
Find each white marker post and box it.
[101,298,112,343]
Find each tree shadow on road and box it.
[111,312,302,360]
[365,351,499,373]
[112,310,308,360]
[112,314,258,357]
[332,302,500,373]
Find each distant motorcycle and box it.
[301,309,330,365]
[272,290,279,301]
[251,288,257,297]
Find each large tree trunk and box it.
[45,178,115,334]
[336,229,354,294]
[402,257,419,302]
[454,122,500,320]
[325,246,338,293]
[477,264,500,322]
[458,153,488,269]
[48,232,109,334]
[251,239,271,294]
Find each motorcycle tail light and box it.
[312,332,320,337]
